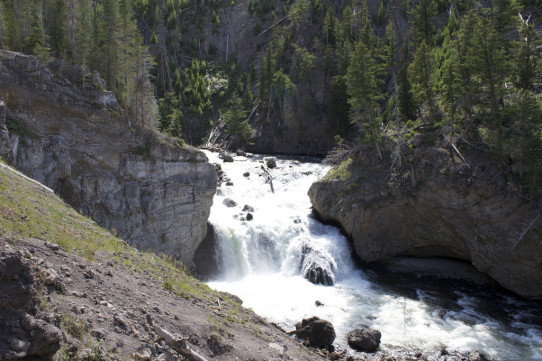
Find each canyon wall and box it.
[0,50,217,267]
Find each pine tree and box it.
[412,0,437,46]
[492,0,520,35]
[514,22,540,91]
[346,39,383,145]
[397,43,415,122]
[48,0,69,58]
[1,1,23,51]
[222,93,253,142]
[409,41,436,123]
[102,0,119,90]
[434,35,461,134]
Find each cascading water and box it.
[204,150,542,360]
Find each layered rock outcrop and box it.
[309,145,542,299]
[0,50,217,267]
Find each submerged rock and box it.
[265,157,277,168]
[292,316,335,349]
[347,328,381,352]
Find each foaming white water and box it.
[204,151,542,359]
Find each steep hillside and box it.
[0,50,216,268]
[0,160,327,360]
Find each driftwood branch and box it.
[146,314,208,361]
[261,165,275,193]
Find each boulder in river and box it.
[223,198,237,207]
[222,153,234,162]
[292,316,335,349]
[246,213,253,221]
[299,243,335,286]
[242,205,254,212]
[347,328,381,352]
[265,157,277,168]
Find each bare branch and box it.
[146,314,208,361]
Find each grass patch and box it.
[322,157,353,181]
[0,162,213,302]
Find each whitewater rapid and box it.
[204,150,542,360]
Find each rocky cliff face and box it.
[308,145,542,299]
[0,50,217,268]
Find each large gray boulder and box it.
[292,316,335,349]
[347,328,381,352]
[309,145,542,299]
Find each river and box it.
[204,150,542,360]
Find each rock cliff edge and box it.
[0,50,217,267]
[309,144,542,299]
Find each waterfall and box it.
[204,150,542,359]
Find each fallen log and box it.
[146,314,208,361]
[261,165,275,193]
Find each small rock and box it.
[83,269,95,279]
[44,242,60,252]
[246,213,253,221]
[236,149,246,156]
[114,314,130,329]
[71,305,86,315]
[134,346,152,360]
[90,328,106,340]
[223,153,234,162]
[243,171,250,177]
[44,268,59,286]
[207,333,233,355]
[347,328,381,353]
[265,157,277,168]
[223,198,237,208]
[226,181,234,186]
[106,269,113,277]
[71,291,87,298]
[315,300,324,307]
[189,333,200,345]
[242,205,254,212]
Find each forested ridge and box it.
[1,0,542,193]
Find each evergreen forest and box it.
[1,0,542,194]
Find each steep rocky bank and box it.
[0,162,328,361]
[0,50,217,267]
[308,144,542,299]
